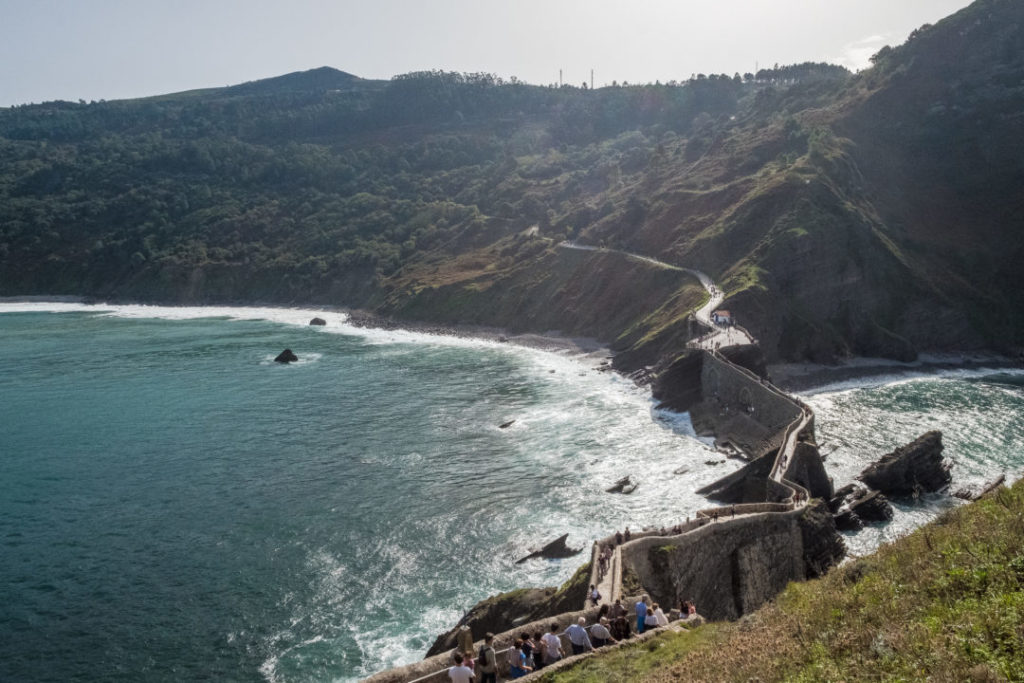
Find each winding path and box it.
[557,242,753,348]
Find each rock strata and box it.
[859,431,951,495]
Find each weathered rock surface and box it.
[651,350,704,413]
[425,563,591,657]
[829,483,894,526]
[514,534,582,564]
[859,431,951,495]
[798,500,847,578]
[309,317,326,325]
[274,349,298,363]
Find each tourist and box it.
[476,633,497,683]
[589,584,601,606]
[508,639,532,678]
[566,617,593,655]
[635,595,649,633]
[610,598,625,619]
[615,530,623,545]
[653,603,669,627]
[590,617,616,647]
[447,653,474,683]
[610,614,632,641]
[645,607,659,631]
[519,632,536,670]
[541,623,563,665]
[624,526,631,542]
[532,631,546,670]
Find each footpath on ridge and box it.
[365,245,821,683]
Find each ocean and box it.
[1,304,1021,681]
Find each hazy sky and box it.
[0,0,972,107]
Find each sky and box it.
[0,0,973,107]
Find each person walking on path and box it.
[565,617,593,655]
[590,617,617,648]
[447,653,474,683]
[610,598,626,620]
[635,595,649,633]
[476,633,497,683]
[541,623,564,665]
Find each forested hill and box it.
[2,0,1023,366]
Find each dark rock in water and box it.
[274,349,298,363]
[620,483,639,494]
[606,476,632,493]
[309,317,327,326]
[833,509,864,531]
[514,534,582,564]
[829,483,893,525]
[850,489,893,522]
[499,420,516,429]
[859,431,951,496]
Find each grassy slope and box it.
[541,479,1024,682]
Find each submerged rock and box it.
[606,476,632,493]
[499,420,516,429]
[309,317,327,326]
[274,349,298,363]
[859,431,951,496]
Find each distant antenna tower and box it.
[591,69,594,90]
[559,69,563,87]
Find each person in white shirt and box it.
[541,623,563,664]
[447,653,474,683]
[653,603,669,627]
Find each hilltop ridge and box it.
[1,0,1022,366]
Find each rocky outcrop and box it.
[425,587,556,657]
[514,534,582,564]
[798,500,847,578]
[651,350,704,413]
[309,317,326,325]
[829,483,894,528]
[274,349,298,363]
[859,431,951,496]
[425,562,591,657]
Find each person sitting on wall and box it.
[565,617,594,655]
[447,653,474,683]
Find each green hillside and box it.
[2,0,1022,365]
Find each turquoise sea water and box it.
[2,305,1022,682]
